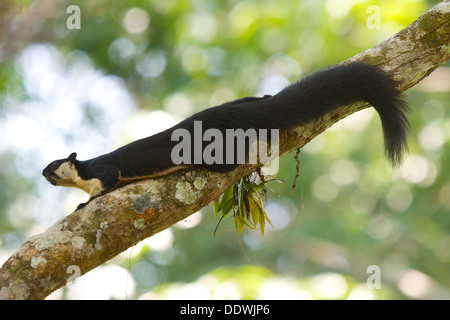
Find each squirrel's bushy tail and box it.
[266,62,410,166]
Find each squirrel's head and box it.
[42,152,79,187]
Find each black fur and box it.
[43,62,410,207]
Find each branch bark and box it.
[1,1,449,300]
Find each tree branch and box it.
[1,1,449,300]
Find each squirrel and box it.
[43,62,410,210]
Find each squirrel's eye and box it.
[50,161,60,170]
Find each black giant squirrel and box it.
[43,62,410,209]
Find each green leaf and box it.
[212,198,220,218]
[215,185,234,217]
[214,171,281,236]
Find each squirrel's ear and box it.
[68,152,77,163]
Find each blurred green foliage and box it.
[0,0,449,299]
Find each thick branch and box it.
[1,1,449,300]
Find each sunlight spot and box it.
[342,108,374,132]
[175,211,202,229]
[180,45,207,74]
[262,53,301,78]
[50,98,83,131]
[132,261,159,288]
[143,229,174,251]
[325,0,353,19]
[108,38,136,64]
[347,284,376,300]
[264,200,297,231]
[124,109,176,143]
[396,269,433,299]
[228,2,257,38]
[189,12,217,43]
[400,155,430,184]
[66,264,135,300]
[367,215,394,240]
[418,122,445,152]
[303,135,325,154]
[212,281,242,299]
[5,114,43,151]
[209,88,236,107]
[312,175,340,202]
[257,74,289,96]
[309,273,348,299]
[329,159,359,186]
[136,49,167,78]
[351,191,377,214]
[120,241,147,260]
[386,184,412,212]
[123,8,150,34]
[258,277,312,300]
[165,283,211,299]
[164,93,193,118]
[19,44,64,100]
[150,247,175,266]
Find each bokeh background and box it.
[0,0,449,300]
